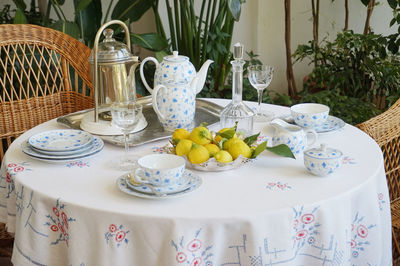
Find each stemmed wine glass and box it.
[111,101,143,171]
[247,65,274,122]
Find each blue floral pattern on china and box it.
[125,170,197,194]
[28,129,93,151]
[304,144,343,176]
[152,81,196,131]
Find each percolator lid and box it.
[89,28,135,63]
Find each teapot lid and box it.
[163,51,189,63]
[89,28,136,63]
[304,144,343,159]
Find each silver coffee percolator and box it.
[89,20,140,122]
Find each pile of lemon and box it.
[171,126,260,164]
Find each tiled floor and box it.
[0,256,12,265]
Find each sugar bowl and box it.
[304,144,343,176]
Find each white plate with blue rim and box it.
[22,136,104,161]
[280,115,345,133]
[116,171,202,199]
[28,129,93,152]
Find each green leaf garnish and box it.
[251,141,267,158]
[266,144,295,159]
[244,133,260,146]
[217,129,236,139]
[199,122,208,127]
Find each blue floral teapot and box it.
[139,51,213,95]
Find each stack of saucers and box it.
[21,129,104,163]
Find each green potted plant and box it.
[293,31,400,125]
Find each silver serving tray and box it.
[57,96,222,146]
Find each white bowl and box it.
[291,103,329,128]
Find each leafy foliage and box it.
[293,30,400,124]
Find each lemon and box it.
[187,144,210,164]
[175,139,193,156]
[204,143,220,157]
[214,128,237,144]
[214,150,233,163]
[172,128,190,143]
[228,140,252,160]
[189,126,211,145]
[223,137,240,150]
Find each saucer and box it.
[116,171,202,199]
[125,170,197,194]
[312,116,345,133]
[21,136,104,161]
[28,129,93,151]
[280,115,345,133]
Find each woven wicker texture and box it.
[0,24,94,257]
[357,97,400,263]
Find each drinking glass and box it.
[111,101,143,171]
[247,65,274,122]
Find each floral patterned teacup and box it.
[135,154,186,187]
[291,103,330,128]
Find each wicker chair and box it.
[0,24,94,257]
[356,98,400,264]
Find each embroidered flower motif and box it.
[109,224,117,233]
[352,250,359,258]
[61,212,69,229]
[5,172,11,183]
[187,239,202,252]
[115,231,127,242]
[14,166,24,172]
[7,163,17,168]
[378,193,383,200]
[296,230,308,240]
[105,224,130,247]
[190,257,202,266]
[171,229,213,265]
[350,239,357,248]
[50,225,58,232]
[176,252,187,263]
[301,214,315,224]
[53,207,60,217]
[45,199,75,247]
[307,236,315,244]
[357,225,368,238]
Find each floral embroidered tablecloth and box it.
[0,100,392,266]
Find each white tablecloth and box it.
[0,99,392,266]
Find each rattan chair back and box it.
[357,97,400,263]
[0,24,94,163]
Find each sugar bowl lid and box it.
[89,28,135,63]
[304,144,343,159]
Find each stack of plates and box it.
[21,129,104,163]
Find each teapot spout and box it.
[195,59,214,94]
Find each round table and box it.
[0,99,392,266]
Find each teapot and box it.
[139,51,213,95]
[270,118,318,157]
[152,77,199,132]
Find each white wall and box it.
[3,0,396,95]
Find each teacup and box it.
[135,154,186,187]
[291,103,330,128]
[303,144,343,176]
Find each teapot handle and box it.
[139,57,159,94]
[152,84,167,123]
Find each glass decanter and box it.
[220,43,254,135]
